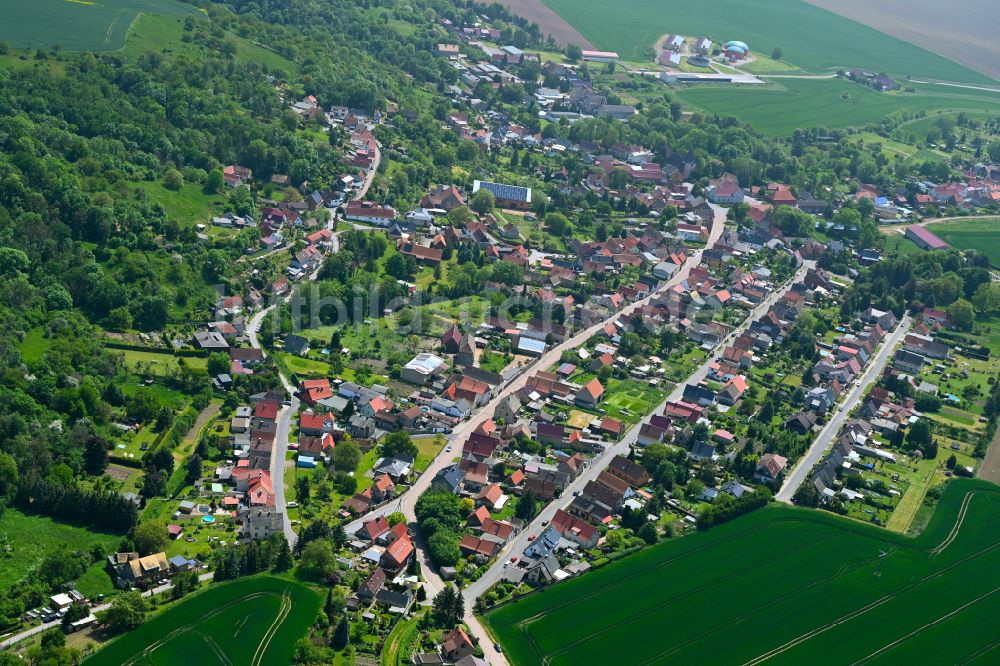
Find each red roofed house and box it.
[301,378,333,405]
[718,375,748,405]
[421,184,466,211]
[665,400,702,423]
[232,469,275,506]
[441,627,475,662]
[575,378,605,408]
[345,201,398,226]
[396,239,443,264]
[223,165,252,187]
[358,515,390,542]
[381,535,414,573]
[441,324,463,353]
[477,483,506,510]
[479,517,516,544]
[467,505,491,528]
[755,452,788,483]
[371,473,396,503]
[599,418,624,440]
[767,183,797,207]
[299,411,336,436]
[551,509,599,548]
[459,534,499,560]
[254,401,280,421]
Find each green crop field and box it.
[926,218,1000,267]
[0,0,195,52]
[88,575,320,665]
[485,480,1000,665]
[673,79,1000,135]
[542,0,992,84]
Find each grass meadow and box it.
[0,510,122,590]
[542,0,991,84]
[88,575,320,665]
[485,479,1000,665]
[0,0,195,52]
[925,218,1000,266]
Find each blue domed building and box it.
[724,40,750,61]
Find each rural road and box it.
[776,314,913,502]
[246,213,346,549]
[465,258,815,607]
[353,142,380,201]
[0,573,215,651]
[340,204,726,662]
[245,133,379,547]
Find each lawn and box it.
[414,436,447,474]
[925,217,1000,267]
[0,0,195,52]
[117,348,207,377]
[88,575,320,665]
[277,352,334,378]
[883,232,924,257]
[0,510,123,590]
[135,181,224,228]
[541,0,991,84]
[485,479,1000,665]
[674,78,1000,135]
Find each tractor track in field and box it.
[251,588,293,666]
[928,491,977,557]
[742,530,1000,666]
[540,534,841,664]
[956,635,1000,664]
[121,592,274,666]
[849,583,1000,665]
[632,540,892,666]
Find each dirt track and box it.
[494,0,593,48]
[805,0,1000,82]
[978,427,1000,484]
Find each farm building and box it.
[905,225,950,251]
[581,50,619,62]
[473,180,532,211]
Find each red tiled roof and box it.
[383,534,413,567]
[255,401,280,420]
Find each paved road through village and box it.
[464,259,815,608]
[776,314,913,502]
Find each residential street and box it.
[464,258,815,607]
[344,205,728,539]
[776,314,912,502]
[339,205,727,663]
[246,222,344,549]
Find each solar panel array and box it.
[477,180,531,203]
